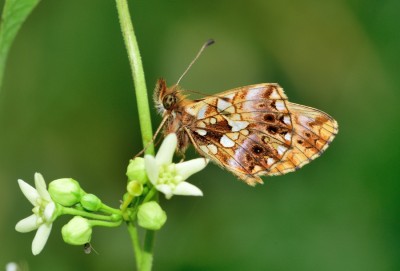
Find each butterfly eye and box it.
[162,94,176,110]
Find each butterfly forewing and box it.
[184,84,294,185]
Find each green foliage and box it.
[0,0,40,90]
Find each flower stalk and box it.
[115,0,154,155]
[115,0,156,270]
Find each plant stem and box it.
[61,207,119,221]
[115,0,154,155]
[142,187,156,204]
[141,230,155,271]
[89,219,122,228]
[115,1,157,270]
[127,222,142,270]
[120,193,134,215]
[100,203,123,215]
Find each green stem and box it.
[115,1,158,270]
[115,0,154,155]
[127,222,142,270]
[141,230,155,271]
[120,193,134,214]
[142,187,156,204]
[89,219,122,228]
[61,207,118,221]
[100,203,123,215]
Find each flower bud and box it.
[137,201,167,230]
[127,181,143,196]
[62,216,92,245]
[126,158,148,184]
[49,178,83,206]
[80,194,102,212]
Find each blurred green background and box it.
[1,0,399,270]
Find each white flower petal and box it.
[44,202,56,222]
[155,133,177,165]
[34,173,51,201]
[15,214,39,232]
[155,184,174,199]
[173,182,203,197]
[32,223,52,255]
[145,155,159,185]
[18,179,40,206]
[175,158,209,181]
[6,262,18,271]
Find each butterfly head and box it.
[154,78,183,115]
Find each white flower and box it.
[15,173,57,255]
[6,262,19,271]
[145,133,208,199]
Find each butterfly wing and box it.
[183,83,338,186]
[267,102,338,176]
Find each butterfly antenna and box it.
[176,39,215,85]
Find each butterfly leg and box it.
[133,115,169,158]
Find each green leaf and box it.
[0,0,40,91]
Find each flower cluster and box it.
[16,173,122,253]
[16,133,208,255]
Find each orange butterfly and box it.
[154,40,338,185]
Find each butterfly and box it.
[153,41,338,186]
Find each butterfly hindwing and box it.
[183,84,337,185]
